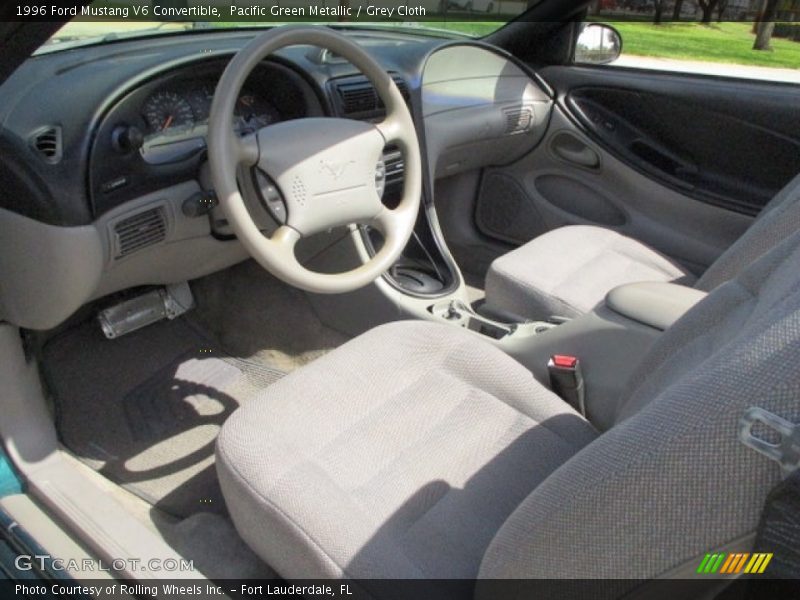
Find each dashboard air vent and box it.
[114,207,167,259]
[338,79,378,114]
[503,105,534,135]
[31,126,62,163]
[334,75,410,118]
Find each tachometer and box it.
[142,91,195,135]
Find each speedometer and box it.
[142,91,195,135]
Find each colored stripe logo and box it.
[697,552,773,574]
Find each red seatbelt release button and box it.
[551,354,578,369]
[548,354,585,416]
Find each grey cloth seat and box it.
[217,231,800,596]
[485,225,695,319]
[485,173,800,320]
[216,320,598,580]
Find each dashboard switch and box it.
[182,191,218,217]
[375,160,386,199]
[254,169,287,225]
[111,125,144,154]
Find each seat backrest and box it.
[478,230,800,592]
[696,172,800,291]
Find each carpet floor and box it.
[43,261,349,519]
[43,316,285,519]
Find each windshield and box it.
[39,0,539,53]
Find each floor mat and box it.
[43,317,285,519]
[161,512,278,580]
[190,260,350,372]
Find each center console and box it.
[428,298,557,340]
[418,281,707,430]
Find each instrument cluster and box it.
[141,84,281,138]
[137,82,282,166]
[89,58,318,215]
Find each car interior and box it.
[0,0,799,597]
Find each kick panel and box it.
[475,171,548,245]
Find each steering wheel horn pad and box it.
[208,26,422,294]
[250,118,386,237]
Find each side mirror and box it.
[574,23,623,65]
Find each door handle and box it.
[550,132,600,169]
[554,145,600,168]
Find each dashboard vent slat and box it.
[31,126,63,163]
[114,207,167,259]
[377,78,410,110]
[334,75,410,118]
[338,81,378,115]
[504,105,534,135]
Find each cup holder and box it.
[466,317,513,340]
[428,300,515,340]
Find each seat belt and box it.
[547,354,586,416]
[738,407,800,582]
[749,470,800,578]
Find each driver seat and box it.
[216,231,800,594]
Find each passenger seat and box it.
[484,173,800,320]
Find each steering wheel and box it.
[208,26,422,294]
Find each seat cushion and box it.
[216,320,596,581]
[485,225,695,320]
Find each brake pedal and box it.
[98,282,195,339]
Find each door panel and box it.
[473,65,800,274]
[546,67,800,216]
[475,106,753,275]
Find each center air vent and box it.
[332,75,410,119]
[31,126,63,163]
[339,80,378,114]
[503,105,534,135]
[113,206,167,259]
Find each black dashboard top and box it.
[0,29,441,226]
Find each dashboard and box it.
[0,29,551,226]
[0,28,553,330]
[90,59,322,216]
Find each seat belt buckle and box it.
[739,407,800,478]
[548,355,586,416]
